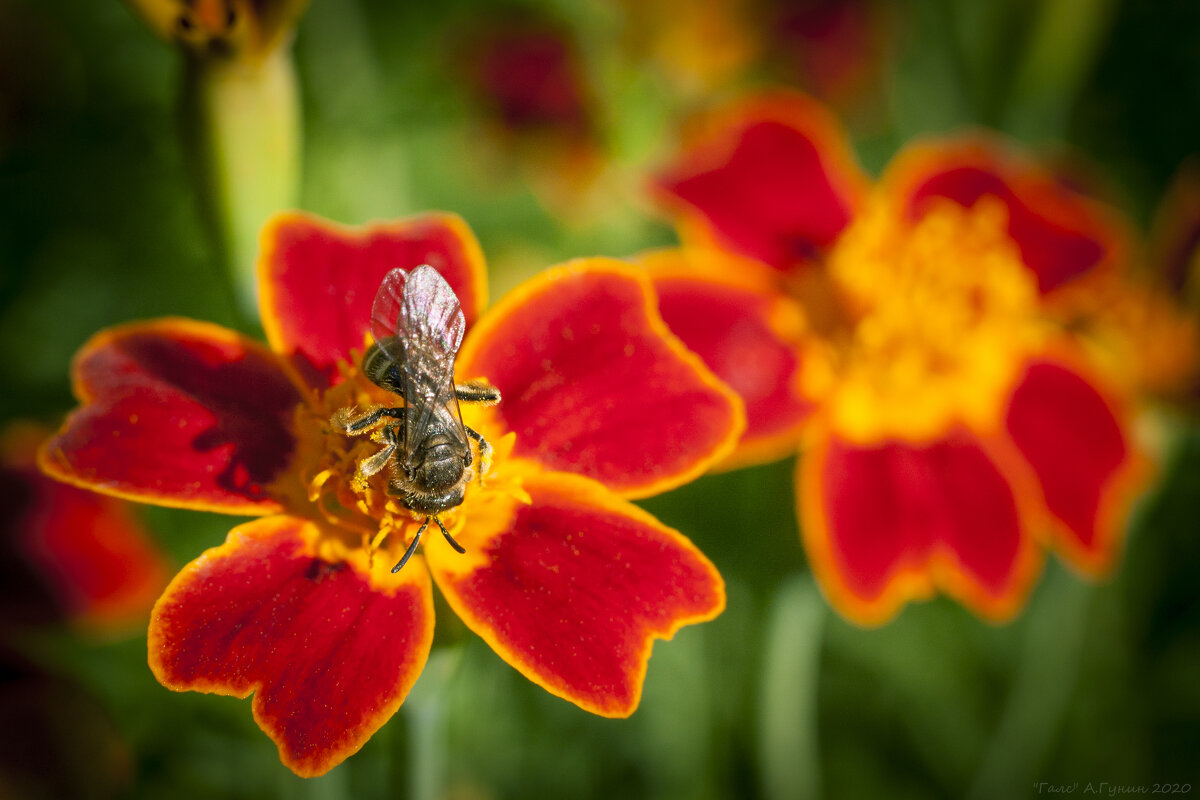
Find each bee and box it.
[332,265,500,573]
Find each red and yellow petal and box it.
[882,137,1128,295]
[428,468,724,717]
[39,319,300,515]
[798,428,1043,626]
[1003,355,1150,575]
[2,422,170,628]
[457,259,744,499]
[258,211,488,388]
[634,248,815,468]
[148,516,435,778]
[651,90,869,272]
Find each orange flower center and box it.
[278,350,529,574]
[803,197,1046,442]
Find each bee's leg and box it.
[354,439,396,483]
[391,517,429,573]
[332,405,405,435]
[433,516,467,554]
[465,426,493,479]
[455,381,501,406]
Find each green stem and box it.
[757,575,826,800]
[185,45,301,317]
[402,646,462,800]
[968,568,1093,800]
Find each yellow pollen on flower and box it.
[277,351,531,578]
[811,196,1047,443]
[1056,274,1200,397]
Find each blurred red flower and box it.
[1,422,168,631]
[646,90,1168,624]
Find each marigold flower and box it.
[451,14,607,219]
[645,90,1153,624]
[39,211,742,776]
[1,422,169,630]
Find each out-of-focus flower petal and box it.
[450,15,610,221]
[39,320,300,515]
[769,0,887,107]
[1053,272,1200,399]
[1003,357,1148,574]
[798,428,1042,625]
[617,0,759,96]
[1150,158,1200,301]
[258,211,488,388]
[652,91,869,272]
[2,424,169,629]
[148,516,435,778]
[457,259,744,498]
[635,248,815,467]
[457,18,592,136]
[883,137,1127,294]
[429,469,724,717]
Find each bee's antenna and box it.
[434,516,466,554]
[392,517,430,573]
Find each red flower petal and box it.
[798,429,1042,625]
[637,249,814,467]
[258,211,488,388]
[884,138,1126,294]
[1004,358,1148,574]
[2,424,169,628]
[457,260,744,498]
[40,320,300,514]
[428,469,724,716]
[148,516,435,778]
[652,91,869,271]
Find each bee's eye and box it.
[225,6,236,28]
[176,13,195,32]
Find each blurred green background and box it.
[1,0,1198,798]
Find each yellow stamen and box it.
[271,353,529,570]
[813,197,1047,442]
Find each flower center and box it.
[805,197,1046,442]
[282,351,527,569]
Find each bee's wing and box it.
[370,266,466,364]
[371,266,469,469]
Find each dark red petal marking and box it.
[149,517,435,778]
[653,92,867,271]
[40,320,300,514]
[889,140,1121,294]
[1004,359,1144,572]
[800,430,1039,624]
[429,470,724,716]
[258,211,487,388]
[646,257,813,466]
[457,260,744,498]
